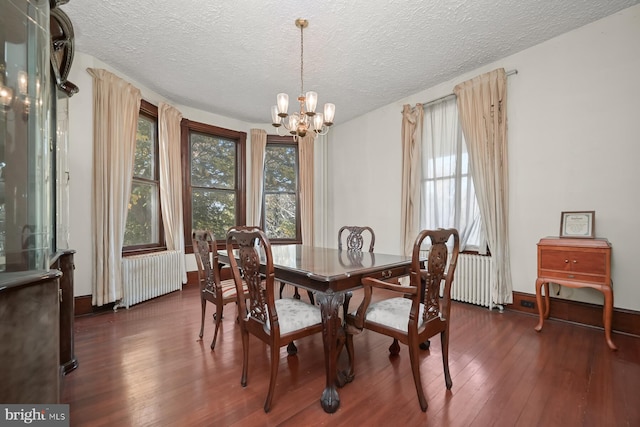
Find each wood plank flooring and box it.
[61,285,640,426]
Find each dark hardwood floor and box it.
[61,285,640,426]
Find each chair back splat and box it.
[338,225,375,252]
[226,226,323,413]
[345,228,460,412]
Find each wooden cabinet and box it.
[534,237,615,350]
[0,271,62,403]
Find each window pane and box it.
[134,115,155,179]
[264,146,297,192]
[264,193,296,239]
[191,132,236,189]
[192,188,236,239]
[124,180,159,246]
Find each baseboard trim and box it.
[74,272,201,316]
[74,295,115,316]
[509,291,640,337]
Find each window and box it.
[262,136,301,243]
[124,100,164,251]
[181,120,246,250]
[421,97,484,251]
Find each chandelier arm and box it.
[315,125,329,136]
[275,125,289,137]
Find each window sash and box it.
[262,137,301,243]
[181,119,246,251]
[124,100,164,252]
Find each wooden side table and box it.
[534,237,616,350]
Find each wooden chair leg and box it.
[408,340,428,412]
[198,297,206,339]
[389,338,400,355]
[240,329,249,387]
[343,291,353,319]
[345,332,355,383]
[211,304,223,350]
[306,290,315,305]
[278,282,286,299]
[264,343,280,413]
[441,330,452,389]
[286,342,298,355]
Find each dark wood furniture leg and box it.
[316,290,345,414]
[534,278,549,332]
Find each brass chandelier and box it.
[271,18,335,140]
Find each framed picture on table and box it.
[560,211,595,238]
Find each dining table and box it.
[219,244,414,413]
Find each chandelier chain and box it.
[300,23,304,96]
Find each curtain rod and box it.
[420,69,518,108]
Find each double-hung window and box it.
[421,97,485,252]
[181,120,246,249]
[124,100,163,251]
[262,135,301,243]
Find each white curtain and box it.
[87,68,141,306]
[421,97,484,252]
[299,134,315,245]
[400,104,424,256]
[454,68,512,305]
[158,102,187,283]
[249,129,267,226]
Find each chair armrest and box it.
[347,277,417,331]
[362,277,417,295]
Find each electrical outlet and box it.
[520,300,535,309]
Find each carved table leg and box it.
[602,284,617,351]
[316,290,345,413]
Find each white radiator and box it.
[421,251,499,310]
[119,250,183,309]
[453,253,494,309]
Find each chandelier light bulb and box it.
[323,103,335,125]
[276,93,289,116]
[313,113,324,131]
[271,105,281,126]
[305,91,317,115]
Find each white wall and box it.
[327,5,640,311]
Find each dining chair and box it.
[192,229,248,350]
[226,226,324,413]
[344,228,460,411]
[337,225,376,317]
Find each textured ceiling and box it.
[61,0,639,125]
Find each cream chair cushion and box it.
[262,298,322,335]
[363,297,426,333]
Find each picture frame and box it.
[560,211,595,238]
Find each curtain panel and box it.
[159,102,187,283]
[87,68,141,306]
[249,129,267,226]
[454,68,513,305]
[299,134,315,245]
[422,97,484,252]
[400,104,424,256]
